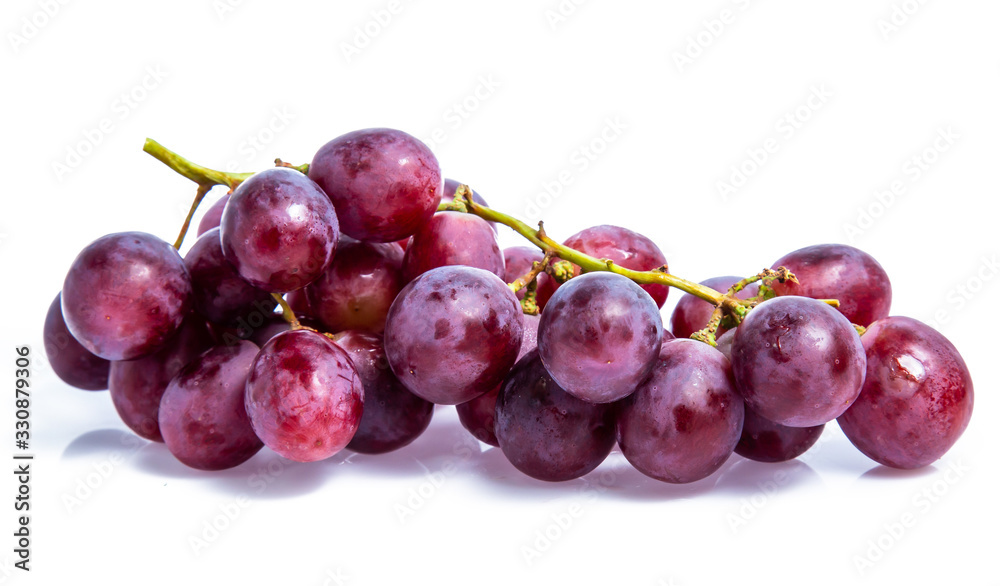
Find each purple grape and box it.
[240,316,322,348]
[735,407,824,463]
[503,247,544,300]
[838,317,973,469]
[109,318,215,442]
[538,272,663,403]
[43,293,110,390]
[384,266,523,405]
[184,227,276,326]
[495,350,616,482]
[537,225,669,309]
[245,329,364,462]
[456,313,540,447]
[670,276,760,339]
[196,192,230,236]
[770,244,892,327]
[305,237,404,333]
[220,167,339,292]
[617,339,744,483]
[402,212,504,283]
[336,331,433,454]
[441,179,496,231]
[308,128,442,242]
[62,232,192,361]
[731,296,866,427]
[285,288,314,319]
[158,341,263,470]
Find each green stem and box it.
[143,138,253,189]
[173,184,213,250]
[272,293,301,330]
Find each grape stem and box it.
[271,293,302,330]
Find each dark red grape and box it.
[537,225,669,309]
[220,167,339,292]
[538,272,662,403]
[731,296,866,427]
[456,313,540,447]
[384,266,523,405]
[735,407,824,463]
[495,350,616,482]
[159,341,263,470]
[335,331,433,454]
[109,318,215,442]
[285,288,314,319]
[402,212,504,283]
[670,276,760,339]
[617,339,744,483]
[306,237,404,333]
[184,227,276,326]
[503,247,544,300]
[441,179,495,231]
[62,232,192,361]
[196,192,230,237]
[770,244,892,327]
[838,317,973,469]
[240,316,323,348]
[43,293,109,390]
[245,329,364,462]
[308,128,442,242]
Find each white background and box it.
[2,0,998,584]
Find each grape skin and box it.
[495,350,616,482]
[503,247,544,300]
[770,243,892,327]
[159,341,263,470]
[245,329,364,462]
[196,193,230,237]
[838,317,973,469]
[670,276,760,339]
[43,293,110,391]
[731,296,866,427]
[538,272,663,403]
[402,212,504,283]
[440,179,495,231]
[617,339,744,483]
[220,167,339,293]
[384,266,523,405]
[62,231,192,361]
[185,228,276,326]
[336,331,434,454]
[309,128,442,242]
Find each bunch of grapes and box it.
[43,127,974,484]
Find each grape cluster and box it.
[43,127,974,483]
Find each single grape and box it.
[245,329,364,462]
[456,313,540,447]
[184,228,276,326]
[196,192,230,236]
[43,293,110,390]
[109,318,215,442]
[538,272,662,403]
[62,232,192,361]
[306,237,404,333]
[770,244,892,327]
[503,247,544,300]
[495,350,616,482]
[285,288,314,319]
[402,212,504,283]
[731,296,866,427]
[670,276,760,339]
[220,167,339,292]
[440,179,496,231]
[159,341,263,470]
[384,266,523,405]
[308,128,442,242]
[536,225,669,309]
[838,317,973,469]
[617,339,744,483]
[237,316,322,348]
[336,331,433,454]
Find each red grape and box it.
[43,293,110,390]
[670,276,760,339]
[838,317,973,469]
[441,179,496,231]
[308,128,442,242]
[185,227,276,326]
[196,192,230,236]
[402,211,504,282]
[503,247,544,300]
